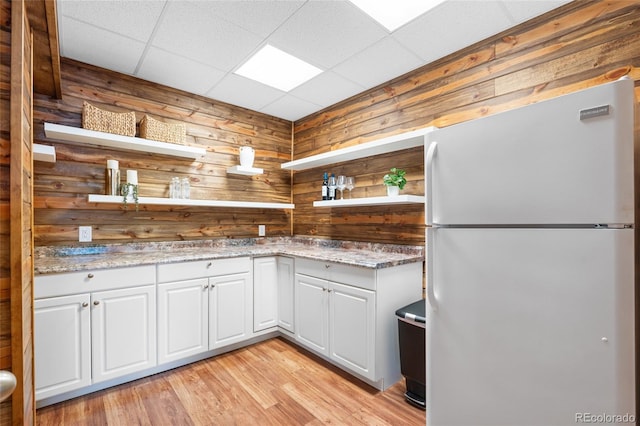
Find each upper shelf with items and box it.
[44,123,207,160]
[281,126,436,171]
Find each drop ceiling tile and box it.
[152,1,263,72]
[57,0,163,42]
[207,74,287,113]
[268,0,388,69]
[59,16,146,75]
[332,36,424,89]
[393,1,512,64]
[136,48,226,97]
[259,95,324,122]
[289,71,365,109]
[206,1,306,38]
[500,0,572,23]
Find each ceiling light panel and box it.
[349,0,447,32]
[235,45,322,92]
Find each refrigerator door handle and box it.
[425,141,437,226]
[426,226,438,312]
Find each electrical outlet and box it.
[258,225,266,237]
[79,226,92,242]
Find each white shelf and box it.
[226,165,263,176]
[33,143,56,162]
[281,126,436,171]
[313,195,425,207]
[88,194,294,209]
[44,122,207,160]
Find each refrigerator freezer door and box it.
[426,79,634,226]
[426,228,635,426]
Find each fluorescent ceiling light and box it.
[349,0,447,32]
[235,45,322,92]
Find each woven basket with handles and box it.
[140,115,186,144]
[82,102,136,137]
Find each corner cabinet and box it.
[281,126,435,208]
[294,258,422,390]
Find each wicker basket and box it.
[82,102,136,137]
[140,115,186,145]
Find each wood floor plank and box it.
[36,338,425,425]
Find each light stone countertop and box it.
[35,237,425,275]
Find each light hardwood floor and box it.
[36,337,425,425]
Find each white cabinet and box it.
[294,258,421,390]
[157,278,209,364]
[253,257,278,332]
[329,281,375,380]
[295,274,329,355]
[277,256,295,333]
[34,265,156,401]
[156,257,252,359]
[91,285,157,383]
[295,268,374,379]
[209,272,252,348]
[253,256,295,334]
[34,294,91,400]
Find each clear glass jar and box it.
[181,177,190,199]
[170,177,180,199]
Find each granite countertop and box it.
[35,237,425,275]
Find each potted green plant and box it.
[120,182,139,211]
[383,167,406,196]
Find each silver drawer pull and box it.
[82,302,89,308]
[207,262,213,268]
[327,289,332,293]
[93,300,100,306]
[87,273,95,279]
[203,284,209,290]
[325,264,330,269]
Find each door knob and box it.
[0,371,17,402]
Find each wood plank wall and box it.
[292,0,640,246]
[9,0,35,423]
[33,59,293,246]
[0,0,13,423]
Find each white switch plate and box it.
[258,225,266,237]
[79,226,92,242]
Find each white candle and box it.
[107,159,119,169]
[127,170,138,185]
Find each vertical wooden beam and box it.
[10,0,35,424]
[43,0,61,99]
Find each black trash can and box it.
[395,299,426,409]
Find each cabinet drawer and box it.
[295,258,375,291]
[330,263,375,291]
[157,257,251,283]
[35,265,156,299]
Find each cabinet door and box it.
[91,285,157,383]
[329,281,376,380]
[209,272,252,349]
[158,279,209,364]
[277,257,295,333]
[253,257,278,332]
[34,294,91,400]
[294,274,329,356]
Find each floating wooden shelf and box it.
[33,144,56,162]
[281,126,436,171]
[88,194,294,209]
[44,123,207,160]
[313,195,425,207]
[226,165,264,176]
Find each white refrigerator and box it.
[425,77,636,426]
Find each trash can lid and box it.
[395,299,426,323]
